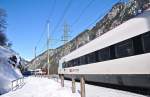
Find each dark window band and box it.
[63,31,150,68]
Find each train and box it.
[58,8,150,94]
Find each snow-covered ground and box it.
[1,77,80,97]
[0,76,147,97]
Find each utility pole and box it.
[62,22,70,57]
[47,21,50,76]
[34,46,37,70]
[62,22,70,44]
[34,46,36,59]
[60,22,70,87]
[80,76,85,97]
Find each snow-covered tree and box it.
[0,8,7,46]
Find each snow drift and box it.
[0,46,23,94]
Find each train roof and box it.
[60,9,150,63]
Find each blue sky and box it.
[0,0,120,61]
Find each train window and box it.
[74,57,80,66]
[70,60,74,67]
[76,58,81,65]
[133,35,143,55]
[79,57,81,65]
[73,60,75,66]
[142,32,150,53]
[74,59,78,66]
[83,56,86,64]
[77,57,81,65]
[73,59,76,66]
[62,62,66,68]
[74,58,77,66]
[115,39,134,58]
[65,61,70,68]
[86,54,91,64]
[68,62,71,67]
[95,51,99,62]
[66,61,68,67]
[79,57,82,65]
[80,56,85,65]
[66,62,69,67]
[98,47,110,61]
[89,52,96,63]
[110,45,116,59]
[84,55,88,64]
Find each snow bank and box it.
[0,46,22,94]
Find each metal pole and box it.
[47,21,50,76]
[34,46,36,75]
[63,22,69,44]
[34,47,36,58]
[80,76,85,97]
[61,74,64,87]
[72,77,76,93]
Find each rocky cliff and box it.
[28,0,150,74]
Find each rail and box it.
[11,77,25,91]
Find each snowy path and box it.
[0,76,147,97]
[1,77,80,97]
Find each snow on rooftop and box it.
[1,76,147,97]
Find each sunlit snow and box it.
[1,76,146,97]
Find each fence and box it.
[11,77,25,91]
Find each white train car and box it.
[58,9,150,94]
